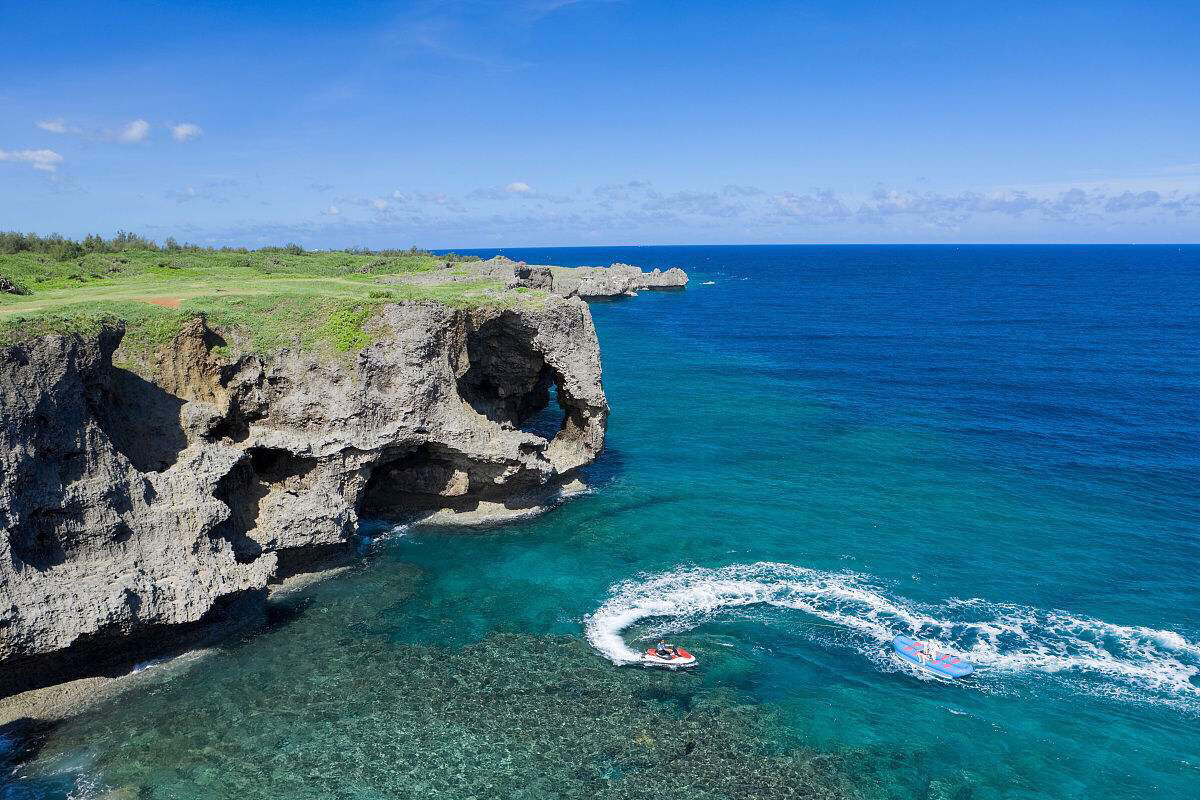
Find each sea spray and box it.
[356,521,411,554]
[584,563,1200,708]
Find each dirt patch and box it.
[143,297,182,308]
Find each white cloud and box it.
[391,190,460,210]
[323,205,340,216]
[166,186,199,203]
[171,122,202,141]
[471,181,542,201]
[1104,190,1162,213]
[164,179,236,205]
[0,148,64,172]
[372,198,389,210]
[37,120,67,134]
[118,119,151,143]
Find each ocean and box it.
[3,245,1198,799]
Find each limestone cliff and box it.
[477,258,689,298]
[562,263,689,298]
[0,297,607,683]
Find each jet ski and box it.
[642,645,697,669]
[892,635,973,679]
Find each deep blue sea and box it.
[4,245,1198,799]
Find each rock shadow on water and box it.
[0,588,269,701]
[0,718,56,772]
[578,443,628,487]
[0,718,77,800]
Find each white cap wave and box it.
[583,562,1200,708]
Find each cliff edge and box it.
[0,296,607,687]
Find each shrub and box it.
[261,243,306,255]
[320,306,375,352]
[0,230,160,255]
[442,252,482,263]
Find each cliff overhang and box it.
[0,297,607,690]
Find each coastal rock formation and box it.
[636,266,690,289]
[552,263,689,298]
[477,257,689,298]
[508,264,555,291]
[0,297,607,681]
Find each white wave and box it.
[129,657,164,674]
[583,562,1200,707]
[701,280,716,285]
[356,521,410,552]
[358,520,410,538]
[584,563,919,665]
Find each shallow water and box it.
[5,245,1199,799]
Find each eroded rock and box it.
[509,264,554,291]
[0,297,608,682]
[553,262,689,298]
[0,277,29,296]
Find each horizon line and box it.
[437,242,1200,250]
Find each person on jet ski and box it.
[655,641,676,659]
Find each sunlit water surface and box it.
[4,245,1198,799]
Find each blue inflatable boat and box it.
[892,635,974,679]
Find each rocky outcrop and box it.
[634,266,689,289]
[549,263,689,298]
[0,297,607,684]
[473,256,689,298]
[0,277,28,296]
[508,264,555,291]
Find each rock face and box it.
[0,277,28,296]
[550,263,689,298]
[474,257,689,298]
[636,266,690,289]
[0,298,607,681]
[508,264,555,291]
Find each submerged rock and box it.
[0,297,608,683]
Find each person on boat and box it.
[655,641,676,659]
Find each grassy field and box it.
[0,247,538,364]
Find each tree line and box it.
[0,231,480,262]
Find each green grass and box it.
[0,248,539,365]
[0,248,440,292]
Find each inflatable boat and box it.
[642,645,697,669]
[892,635,973,679]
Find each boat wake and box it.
[583,562,1200,710]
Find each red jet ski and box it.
[642,644,697,669]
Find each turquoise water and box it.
[4,245,1198,799]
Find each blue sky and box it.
[2,0,1197,246]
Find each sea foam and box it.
[584,562,1200,708]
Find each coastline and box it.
[4,244,1199,800]
[0,255,684,723]
[0,475,595,727]
[0,560,370,727]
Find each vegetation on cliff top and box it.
[0,232,539,362]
